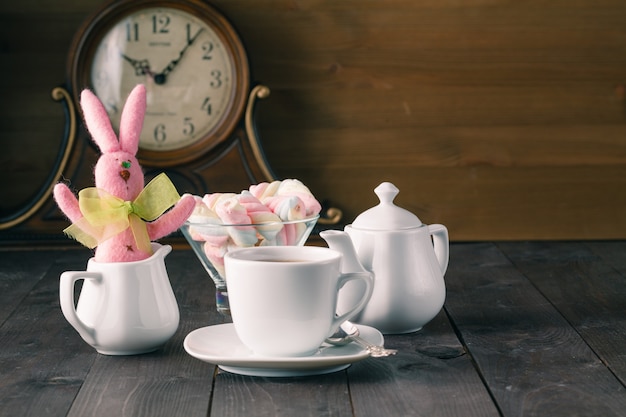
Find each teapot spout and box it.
[320,230,368,274]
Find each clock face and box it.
[90,7,235,153]
[67,0,251,167]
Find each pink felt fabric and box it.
[53,84,195,263]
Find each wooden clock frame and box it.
[69,0,252,167]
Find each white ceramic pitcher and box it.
[320,182,449,334]
[59,243,179,355]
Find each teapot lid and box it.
[352,182,422,230]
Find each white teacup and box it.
[224,246,374,357]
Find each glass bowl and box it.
[181,215,319,315]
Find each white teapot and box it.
[320,182,448,334]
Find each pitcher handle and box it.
[329,271,374,337]
[428,224,449,275]
[59,271,102,346]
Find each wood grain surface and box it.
[2,1,626,240]
[445,242,626,417]
[1,242,625,416]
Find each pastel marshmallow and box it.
[215,196,258,246]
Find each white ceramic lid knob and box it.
[351,182,422,230]
[374,182,399,205]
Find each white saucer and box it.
[183,323,384,377]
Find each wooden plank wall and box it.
[1,0,626,241]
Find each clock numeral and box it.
[201,98,212,115]
[183,117,195,136]
[105,100,119,115]
[152,14,170,34]
[187,24,203,44]
[93,70,109,90]
[154,124,166,143]
[210,70,222,88]
[202,42,214,60]
[126,22,139,42]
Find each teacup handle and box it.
[59,271,102,346]
[330,271,374,336]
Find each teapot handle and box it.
[428,224,449,275]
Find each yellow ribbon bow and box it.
[64,173,181,254]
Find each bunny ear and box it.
[118,84,146,155]
[80,89,120,153]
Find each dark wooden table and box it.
[1,241,624,416]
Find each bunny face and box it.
[80,84,147,201]
[94,151,144,201]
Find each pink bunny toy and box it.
[53,84,195,263]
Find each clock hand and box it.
[121,53,154,78]
[154,28,204,85]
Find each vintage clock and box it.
[0,0,340,243]
[70,0,253,167]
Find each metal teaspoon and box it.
[326,321,397,357]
